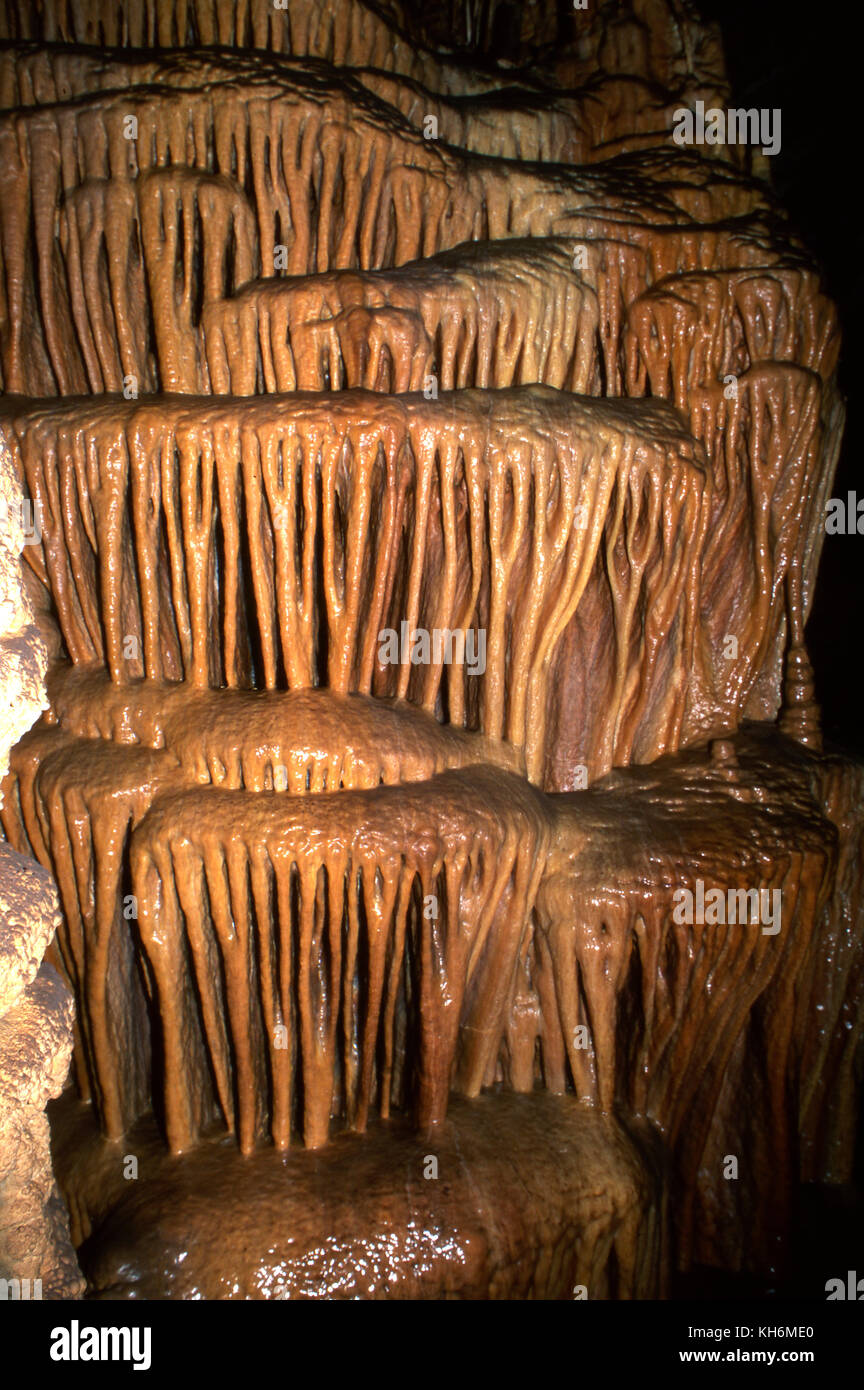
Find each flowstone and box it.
[0,0,859,1299]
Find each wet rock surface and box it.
[0,0,857,1299]
[53,1089,664,1300]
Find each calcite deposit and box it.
[0,447,82,1298]
[0,0,859,1300]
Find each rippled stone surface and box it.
[52,1090,664,1300]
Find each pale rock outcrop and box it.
[0,442,82,1299]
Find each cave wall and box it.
[0,437,82,1298]
[0,0,858,1295]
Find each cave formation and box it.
[0,0,860,1300]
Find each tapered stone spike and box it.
[780,644,823,751]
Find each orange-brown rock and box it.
[3,389,711,785]
[0,0,857,1304]
[53,1091,665,1300]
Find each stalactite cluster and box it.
[1,389,710,783]
[0,0,860,1297]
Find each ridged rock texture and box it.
[0,445,83,1299]
[0,0,860,1299]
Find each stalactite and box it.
[0,0,444,83]
[44,664,526,786]
[0,0,737,96]
[690,364,832,728]
[0,0,857,1304]
[0,44,735,167]
[0,73,776,394]
[200,240,601,397]
[525,730,849,1270]
[1,725,186,1137]
[129,765,550,1152]
[9,690,857,1280]
[3,388,709,785]
[798,758,864,1184]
